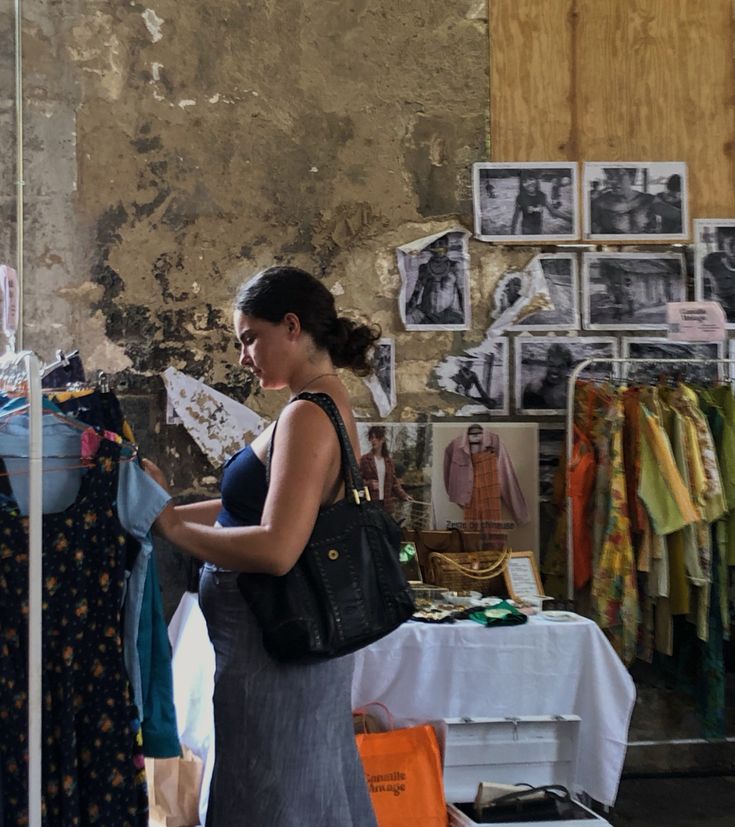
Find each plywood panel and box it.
[575,0,735,221]
[489,0,735,225]
[489,0,575,161]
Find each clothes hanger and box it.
[0,454,139,479]
[0,395,136,460]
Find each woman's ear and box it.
[283,312,301,337]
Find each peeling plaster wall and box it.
[9,0,498,610]
[16,2,494,422]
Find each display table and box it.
[351,614,635,808]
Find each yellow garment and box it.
[668,385,726,523]
[666,532,689,616]
[122,420,136,444]
[657,400,689,616]
[48,388,95,403]
[638,403,699,534]
[592,395,639,665]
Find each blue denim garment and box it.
[0,413,86,514]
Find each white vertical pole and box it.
[25,352,42,826]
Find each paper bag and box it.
[356,723,447,827]
[146,747,203,827]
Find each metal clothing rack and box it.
[0,350,43,825]
[563,357,735,600]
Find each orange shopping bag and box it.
[356,721,447,827]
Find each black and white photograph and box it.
[507,253,580,332]
[694,219,735,326]
[433,337,508,416]
[431,422,539,554]
[363,337,396,417]
[488,259,552,333]
[538,425,565,503]
[514,336,618,416]
[622,338,724,384]
[472,162,579,242]
[356,422,433,528]
[582,161,689,241]
[397,228,470,331]
[582,251,687,330]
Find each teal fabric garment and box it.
[700,522,726,738]
[117,458,172,728]
[137,549,181,757]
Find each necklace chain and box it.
[293,371,338,396]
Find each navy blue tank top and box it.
[217,444,268,527]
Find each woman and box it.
[143,266,380,827]
[359,425,411,513]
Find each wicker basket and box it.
[427,548,510,596]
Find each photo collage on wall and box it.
[382,157,732,537]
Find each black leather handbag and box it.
[237,392,416,663]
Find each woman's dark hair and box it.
[235,266,380,376]
[367,425,389,457]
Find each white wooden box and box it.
[442,716,611,826]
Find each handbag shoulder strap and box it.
[265,391,369,504]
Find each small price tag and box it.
[666,301,726,342]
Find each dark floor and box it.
[607,775,735,826]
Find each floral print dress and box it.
[591,393,639,665]
[0,440,148,826]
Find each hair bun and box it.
[327,317,381,376]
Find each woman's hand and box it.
[142,458,171,494]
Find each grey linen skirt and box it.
[199,566,378,827]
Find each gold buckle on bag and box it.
[352,486,372,505]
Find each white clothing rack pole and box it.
[564,357,735,602]
[0,351,43,824]
[26,352,42,827]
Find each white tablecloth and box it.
[351,615,635,807]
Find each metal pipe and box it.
[628,737,735,747]
[14,0,24,351]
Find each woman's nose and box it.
[239,348,252,367]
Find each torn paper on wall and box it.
[397,228,471,331]
[363,337,396,417]
[162,367,265,467]
[488,256,554,333]
[433,336,508,416]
